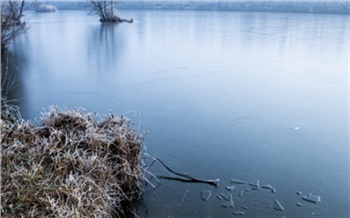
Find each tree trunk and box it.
[110,0,113,17]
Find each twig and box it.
[156,157,220,186]
[181,189,189,204]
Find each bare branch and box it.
[1,0,29,52]
[156,157,220,186]
[89,1,122,23]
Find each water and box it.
[2,10,348,217]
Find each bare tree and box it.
[1,0,28,52]
[89,1,132,23]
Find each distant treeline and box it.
[28,1,350,14]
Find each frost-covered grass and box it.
[1,103,148,217]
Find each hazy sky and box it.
[41,0,350,2]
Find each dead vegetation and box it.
[1,103,148,217]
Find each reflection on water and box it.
[3,10,349,217]
[1,52,27,106]
[87,23,127,71]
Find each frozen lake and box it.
[3,10,349,217]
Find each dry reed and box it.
[1,103,147,217]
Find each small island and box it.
[36,4,57,13]
[90,0,133,23]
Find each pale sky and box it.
[41,0,350,2]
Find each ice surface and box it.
[274,200,285,211]
[302,195,321,204]
[201,190,212,201]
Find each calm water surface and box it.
[3,10,348,217]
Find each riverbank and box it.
[26,1,350,14]
[1,103,146,217]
